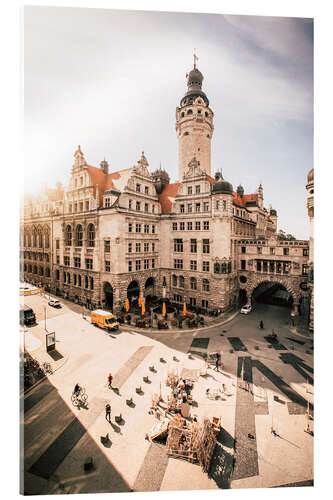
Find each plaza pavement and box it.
[22,294,314,494]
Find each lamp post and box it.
[44,306,47,332]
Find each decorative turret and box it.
[176,50,214,180]
[211,171,233,195]
[100,158,109,175]
[73,145,86,169]
[257,183,264,209]
[151,165,170,195]
[236,184,244,197]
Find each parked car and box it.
[240,304,252,314]
[20,305,36,326]
[48,299,62,308]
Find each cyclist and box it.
[74,383,81,396]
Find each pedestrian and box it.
[105,403,111,422]
[107,373,113,388]
[259,320,264,329]
[214,353,220,371]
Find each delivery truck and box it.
[91,309,119,331]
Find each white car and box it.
[240,304,252,314]
[48,299,62,308]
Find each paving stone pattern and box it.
[227,337,248,352]
[133,442,169,492]
[264,337,287,350]
[112,346,153,389]
[279,352,314,385]
[190,337,210,349]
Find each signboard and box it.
[46,332,56,352]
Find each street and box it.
[22,294,314,494]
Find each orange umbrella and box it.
[141,299,145,316]
[183,301,187,316]
[138,294,142,307]
[126,297,130,312]
[162,302,166,318]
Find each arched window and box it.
[203,279,210,292]
[187,109,193,115]
[190,277,197,290]
[27,233,31,247]
[87,224,95,247]
[172,275,178,287]
[181,112,185,118]
[33,230,37,248]
[45,232,50,248]
[184,131,189,136]
[45,267,50,277]
[65,225,72,246]
[179,276,185,288]
[38,231,43,248]
[76,225,83,246]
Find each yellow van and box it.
[91,309,119,331]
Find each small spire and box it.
[193,48,199,69]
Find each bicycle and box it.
[42,362,53,375]
[71,387,88,406]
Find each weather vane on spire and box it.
[193,48,198,68]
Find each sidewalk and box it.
[122,309,240,334]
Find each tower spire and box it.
[193,48,199,69]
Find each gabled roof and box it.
[86,165,133,206]
[159,182,181,213]
[232,192,258,208]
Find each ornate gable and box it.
[183,156,205,179]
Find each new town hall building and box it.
[20,61,312,324]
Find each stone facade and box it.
[20,61,310,317]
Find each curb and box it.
[22,354,69,396]
[120,310,240,335]
[287,326,313,341]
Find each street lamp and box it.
[44,306,47,332]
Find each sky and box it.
[24,6,313,239]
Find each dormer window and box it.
[187,109,193,115]
[105,198,111,208]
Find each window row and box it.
[24,252,50,262]
[65,224,95,247]
[67,200,90,213]
[187,185,202,195]
[62,256,93,269]
[128,199,157,213]
[172,275,210,291]
[128,242,156,253]
[173,294,209,309]
[241,246,309,257]
[128,259,156,271]
[172,220,210,231]
[179,202,210,214]
[214,262,232,274]
[128,223,156,234]
[59,271,94,290]
[24,264,50,277]
[174,239,210,254]
[23,231,50,249]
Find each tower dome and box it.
[307,168,314,183]
[211,172,233,195]
[180,67,209,107]
[237,184,244,197]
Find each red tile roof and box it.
[232,192,258,208]
[86,165,131,206]
[159,182,181,213]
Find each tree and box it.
[277,229,296,241]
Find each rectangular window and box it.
[74,257,81,268]
[152,205,155,213]
[203,202,209,212]
[135,260,141,271]
[203,261,210,272]
[144,259,149,269]
[174,238,183,252]
[269,261,275,273]
[144,203,149,213]
[202,299,208,309]
[151,258,155,269]
[56,255,60,264]
[195,221,200,231]
[85,201,89,211]
[263,261,268,273]
[257,261,262,272]
[74,274,77,286]
[90,277,94,290]
[187,221,193,231]
[144,242,149,252]
[190,260,197,271]
[78,275,81,287]
[144,224,149,233]
[128,242,132,253]
[104,240,110,253]
[128,261,132,272]
[203,221,209,230]
[257,247,262,254]
[276,262,282,274]
[64,256,70,266]
[190,297,197,306]
[152,242,155,252]
[303,248,309,256]
[241,246,246,254]
[188,204,192,213]
[180,222,185,231]
[174,259,183,269]
[105,198,111,208]
[136,242,141,253]
[203,239,210,253]
[195,203,200,212]
[79,202,83,212]
[135,223,141,233]
[180,204,185,213]
[69,203,72,213]
[129,200,132,210]
[195,185,200,194]
[190,239,197,253]
[136,183,141,193]
[56,269,60,280]
[136,201,141,211]
[144,186,149,195]
[56,239,60,250]
[179,276,184,288]
[74,202,78,213]
[128,223,132,233]
[85,258,93,270]
[270,247,275,255]
[173,294,183,303]
[172,222,178,231]
[241,260,246,270]
[151,225,156,234]
[105,261,110,272]
[187,186,193,195]
[302,264,308,276]
[283,247,289,256]
[85,276,88,288]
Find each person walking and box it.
[214,353,220,371]
[105,403,111,422]
[259,320,264,329]
[107,373,113,389]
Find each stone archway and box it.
[127,280,140,305]
[103,282,114,311]
[248,278,297,308]
[238,289,248,306]
[144,277,155,305]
